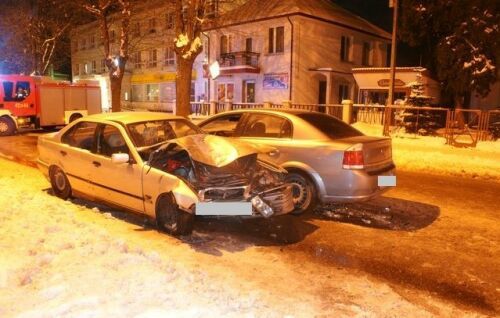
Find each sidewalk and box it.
[353,122,500,181]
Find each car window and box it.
[240,113,292,138]
[200,114,243,137]
[61,121,98,151]
[97,125,129,157]
[296,113,363,139]
[127,119,201,147]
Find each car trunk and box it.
[340,136,393,170]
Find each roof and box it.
[85,111,182,125]
[213,0,391,40]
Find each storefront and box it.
[352,67,441,105]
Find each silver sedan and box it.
[198,109,396,214]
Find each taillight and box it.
[342,143,364,170]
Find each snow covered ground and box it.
[0,158,484,317]
[353,122,500,181]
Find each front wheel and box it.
[156,194,194,236]
[286,172,317,215]
[49,166,72,200]
[0,117,16,136]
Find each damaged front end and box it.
[148,135,294,218]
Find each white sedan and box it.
[37,112,294,235]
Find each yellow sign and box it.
[131,71,197,84]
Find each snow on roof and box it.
[212,0,391,40]
[352,67,428,73]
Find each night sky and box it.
[334,0,421,66]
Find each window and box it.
[73,64,79,76]
[245,38,253,52]
[160,82,175,102]
[109,30,116,43]
[132,85,145,102]
[338,83,350,103]
[132,22,141,37]
[220,35,228,55]
[2,81,30,102]
[100,59,106,73]
[146,84,159,101]
[61,121,98,151]
[165,12,174,30]
[164,46,175,66]
[148,18,157,33]
[206,0,217,18]
[200,114,243,137]
[91,61,97,74]
[297,113,362,139]
[84,63,89,75]
[133,51,142,69]
[127,120,201,147]
[268,27,284,54]
[240,114,292,138]
[89,35,95,48]
[80,38,86,51]
[148,49,157,68]
[362,41,373,66]
[97,125,129,157]
[340,35,353,62]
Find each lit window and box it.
[133,51,142,69]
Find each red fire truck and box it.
[0,75,102,136]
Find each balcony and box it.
[218,51,260,74]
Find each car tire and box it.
[49,166,72,200]
[156,194,194,236]
[0,116,16,136]
[286,171,316,215]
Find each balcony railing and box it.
[218,51,260,73]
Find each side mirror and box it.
[111,153,130,164]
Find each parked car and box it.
[37,112,294,236]
[198,109,396,214]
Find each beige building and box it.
[205,0,391,105]
[70,0,235,111]
[71,0,392,110]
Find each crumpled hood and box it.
[157,134,270,168]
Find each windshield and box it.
[127,119,202,148]
[297,113,363,139]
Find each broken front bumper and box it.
[195,184,294,218]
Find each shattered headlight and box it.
[251,196,274,218]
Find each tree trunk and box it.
[176,58,194,118]
[110,75,123,113]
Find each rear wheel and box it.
[49,166,72,200]
[0,117,16,136]
[286,171,317,215]
[156,194,194,236]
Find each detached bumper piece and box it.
[255,185,294,217]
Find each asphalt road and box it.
[1,131,499,315]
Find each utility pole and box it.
[388,0,398,106]
[384,0,398,136]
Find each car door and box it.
[87,123,144,213]
[236,113,294,165]
[59,121,99,195]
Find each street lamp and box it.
[384,0,399,136]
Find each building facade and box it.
[71,0,392,111]
[205,0,391,105]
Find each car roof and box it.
[84,111,184,125]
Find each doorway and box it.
[243,80,255,103]
[318,80,327,112]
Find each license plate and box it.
[195,202,252,216]
[378,175,396,187]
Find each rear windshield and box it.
[297,113,363,139]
